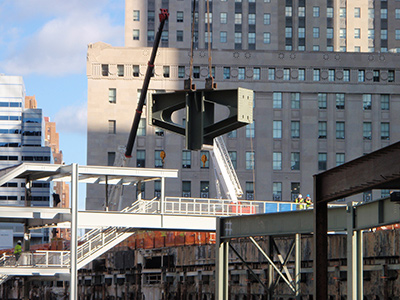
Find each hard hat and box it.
[298,194,302,198]
[17,240,22,244]
[307,194,310,197]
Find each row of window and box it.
[272,93,391,110]
[104,64,395,84]
[1,182,50,188]
[0,116,21,121]
[0,102,22,108]
[0,195,50,201]
[273,152,345,172]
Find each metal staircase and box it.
[210,136,243,201]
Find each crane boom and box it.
[125,9,169,158]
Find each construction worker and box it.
[305,194,312,208]
[295,194,305,210]
[14,240,22,263]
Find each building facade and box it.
[86,0,400,210]
[0,75,53,245]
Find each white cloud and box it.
[54,103,87,134]
[0,0,124,76]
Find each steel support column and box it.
[70,163,78,300]
[314,199,328,299]
[215,219,228,300]
[295,233,301,299]
[347,203,363,299]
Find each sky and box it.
[0,0,125,166]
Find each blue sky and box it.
[0,0,125,166]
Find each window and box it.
[205,12,212,24]
[336,122,345,139]
[163,66,170,78]
[235,13,242,24]
[268,68,275,80]
[381,189,390,199]
[369,8,374,19]
[298,27,305,38]
[177,30,183,42]
[396,9,400,19]
[354,7,360,18]
[318,121,327,139]
[235,32,242,44]
[327,28,333,39]
[291,152,300,170]
[381,9,387,19]
[133,10,140,21]
[381,123,390,140]
[178,66,185,78]
[148,10,155,22]
[238,67,245,80]
[363,94,372,110]
[336,94,345,109]
[117,65,124,77]
[358,70,365,82]
[177,11,184,22]
[388,70,395,82]
[248,33,256,45]
[381,94,390,110]
[193,66,200,78]
[313,6,320,17]
[161,31,168,42]
[109,88,116,104]
[313,45,320,52]
[133,65,139,77]
[263,32,271,44]
[283,69,290,80]
[291,182,300,201]
[253,68,260,80]
[246,151,255,170]
[205,32,212,44]
[396,30,400,40]
[229,151,237,169]
[264,13,271,25]
[108,120,116,134]
[327,7,333,18]
[155,150,164,168]
[133,29,140,40]
[220,31,227,43]
[227,130,237,138]
[102,64,109,76]
[328,69,335,81]
[155,128,164,136]
[199,151,210,169]
[340,8,346,18]
[291,93,300,109]
[137,150,145,167]
[182,181,191,197]
[381,29,388,40]
[318,93,327,109]
[313,27,320,38]
[291,121,300,138]
[246,122,255,138]
[248,14,256,25]
[220,12,227,24]
[299,7,305,17]
[285,27,292,38]
[182,150,191,168]
[154,180,161,198]
[318,153,327,171]
[273,121,282,139]
[107,152,115,166]
[336,153,345,166]
[223,67,230,79]
[273,152,282,170]
[339,28,346,39]
[246,182,254,200]
[298,69,305,81]
[285,6,292,17]
[313,69,320,81]
[273,182,282,201]
[200,181,209,198]
[354,28,360,39]
[273,92,282,108]
[343,69,350,82]
[363,122,372,140]
[137,118,146,136]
